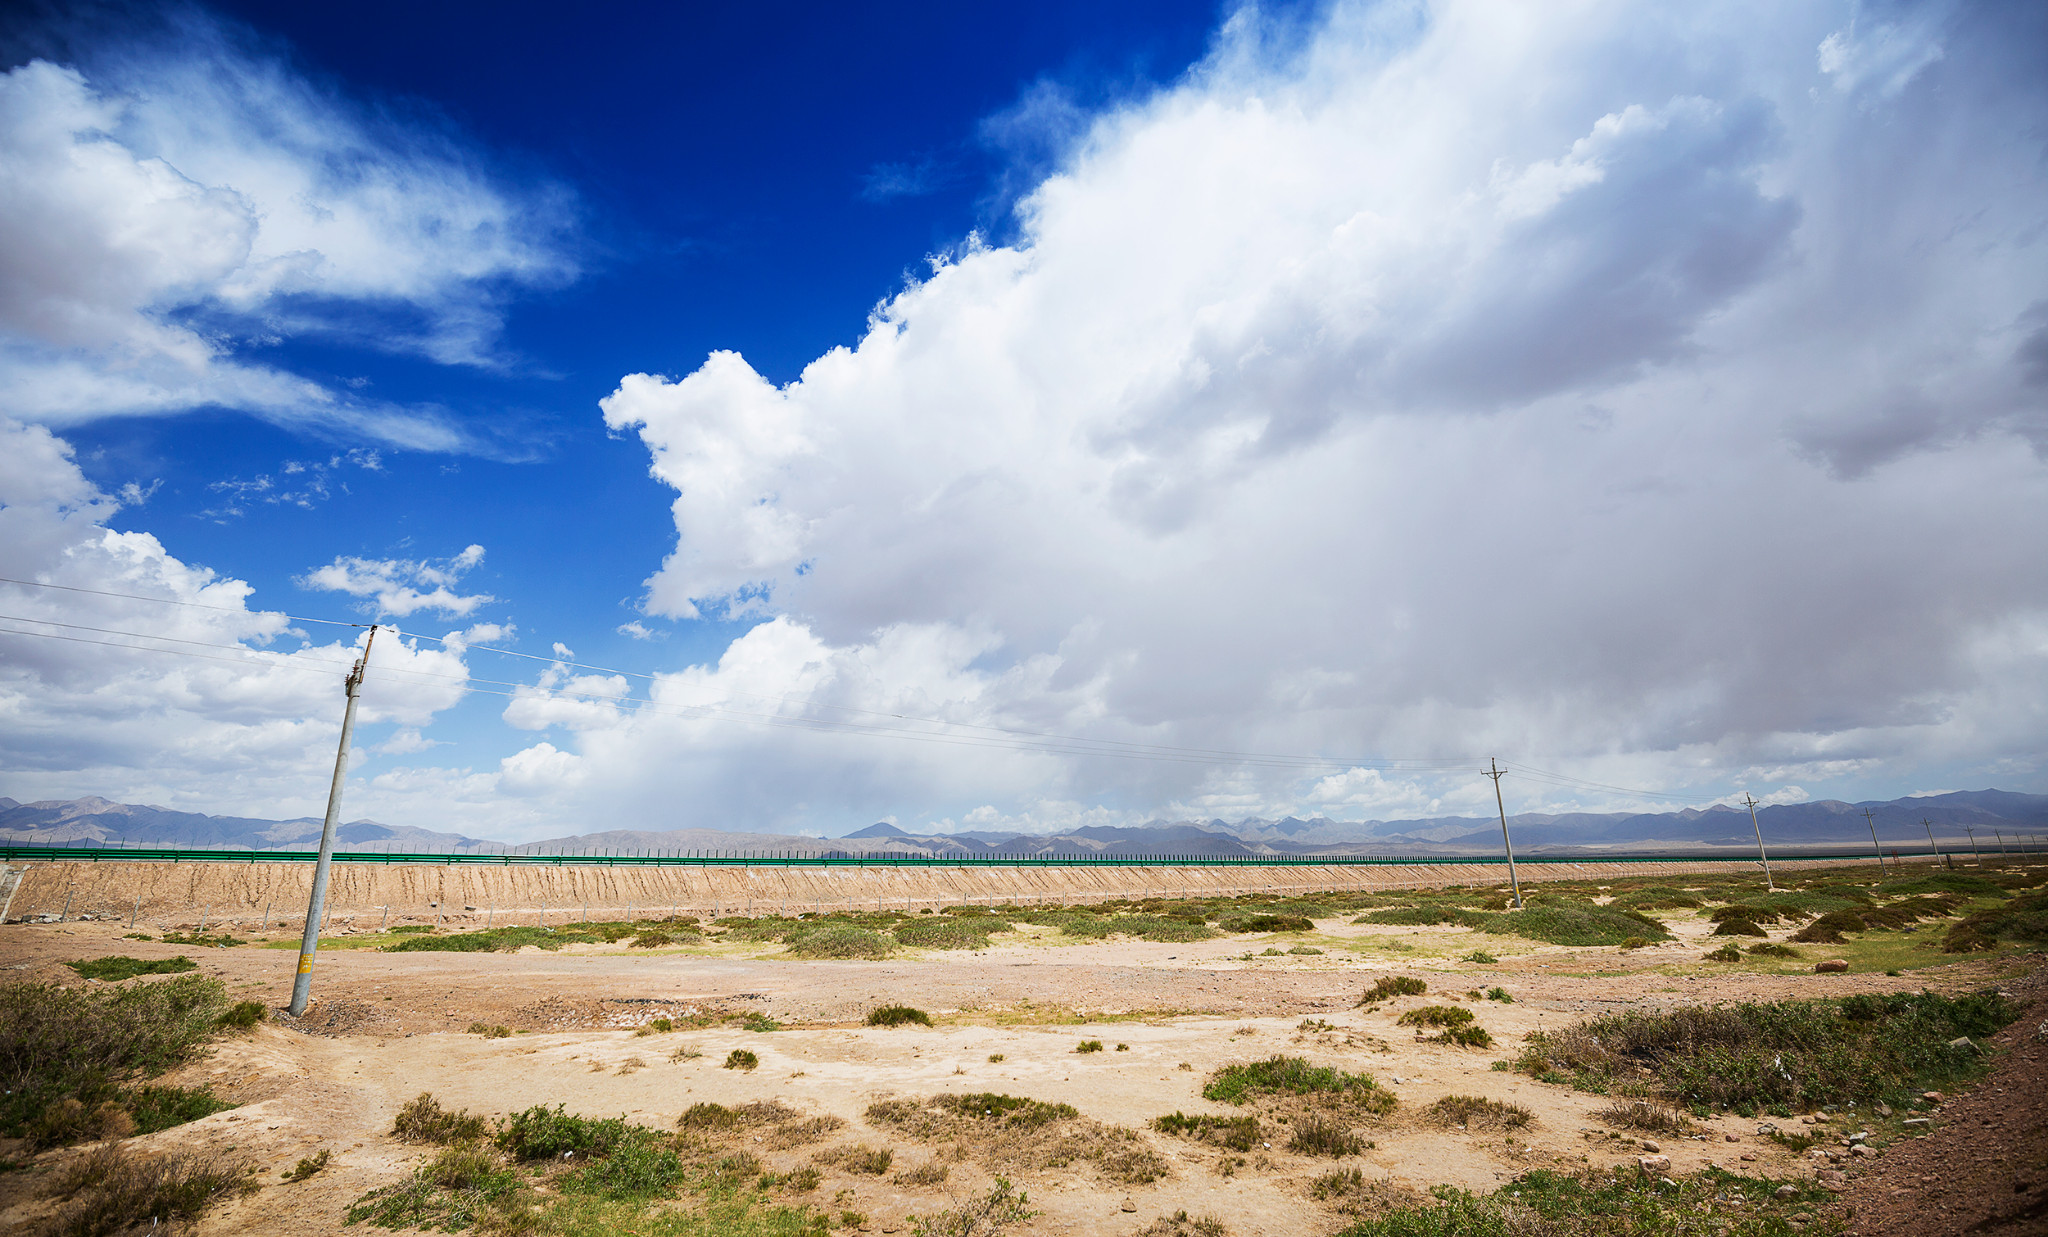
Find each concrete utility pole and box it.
[1862,806,1887,879]
[288,625,377,1018]
[1921,818,1942,866]
[1743,793,1775,891]
[1964,826,1982,867]
[1484,758,1524,909]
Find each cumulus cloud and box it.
[0,415,473,814]
[299,545,493,618]
[564,0,2048,832]
[0,19,573,445]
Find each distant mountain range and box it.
[3,790,2045,858]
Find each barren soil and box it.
[0,863,2040,1237]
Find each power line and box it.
[0,576,1732,799]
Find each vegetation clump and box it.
[1428,1095,1532,1130]
[1790,910,1867,943]
[1710,919,1768,937]
[1942,889,2048,953]
[1516,990,2017,1110]
[893,918,998,950]
[36,1142,254,1236]
[1597,1099,1693,1135]
[393,1093,491,1144]
[1703,943,1744,963]
[1395,1005,1474,1029]
[1203,1056,1395,1112]
[784,926,897,959]
[0,974,235,1147]
[1358,976,1427,1006]
[1332,1167,1839,1236]
[1152,1111,1261,1151]
[1288,1112,1368,1156]
[724,1049,759,1071]
[63,956,198,982]
[867,1005,932,1027]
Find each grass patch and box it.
[63,956,199,982]
[1333,1167,1841,1236]
[1394,1005,1474,1028]
[724,1049,759,1071]
[908,1177,1035,1237]
[1428,1095,1532,1130]
[1461,951,1499,964]
[36,1142,253,1237]
[1220,913,1315,933]
[1475,905,1672,947]
[1748,942,1800,958]
[892,918,996,950]
[1943,889,2048,953]
[281,1149,330,1182]
[1074,1039,1104,1053]
[867,1005,932,1026]
[1287,1112,1368,1156]
[1153,1111,1260,1151]
[1711,920,1768,937]
[784,926,897,959]
[0,974,231,1147]
[1790,910,1867,944]
[1203,1055,1395,1112]
[1597,1099,1693,1135]
[1516,990,2017,1110]
[1704,943,1744,963]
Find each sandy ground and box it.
[0,874,2037,1237]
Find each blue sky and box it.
[1,1,2045,841]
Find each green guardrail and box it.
[0,844,1932,867]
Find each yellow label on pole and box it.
[297,954,315,975]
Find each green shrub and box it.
[1609,887,1703,911]
[1396,1005,1475,1029]
[930,1093,1079,1127]
[1482,987,1513,1003]
[1598,1099,1692,1134]
[216,1000,267,1029]
[122,1084,234,1135]
[563,1138,684,1199]
[0,974,230,1143]
[497,1104,644,1160]
[1477,906,1671,947]
[724,1049,759,1071]
[346,1142,529,1231]
[893,918,994,950]
[1203,1055,1394,1112]
[785,926,897,959]
[1461,951,1499,964]
[1747,942,1800,957]
[1357,906,1467,926]
[281,1149,330,1182]
[1515,991,2018,1109]
[1704,943,1743,963]
[868,1006,932,1027]
[1708,905,1781,925]
[64,956,200,982]
[1333,1168,1838,1235]
[1359,976,1427,1005]
[1434,1025,1494,1048]
[1791,910,1865,943]
[1878,873,2005,898]
[1288,1113,1367,1156]
[1074,1039,1104,1053]
[1219,913,1315,933]
[1710,919,1767,937]
[1942,890,2048,952]
[37,1143,252,1236]
[393,1093,491,1144]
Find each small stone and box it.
[1817,1170,1849,1191]
[1726,1133,1740,1141]
[1815,959,1849,973]
[1903,1118,1930,1127]
[1638,1155,1672,1174]
[1741,1153,1758,1162]
[1775,1185,1799,1201]
[1641,1140,1661,1153]
[1120,1200,1136,1214]
[1849,1131,1868,1143]
[1923,1091,1943,1102]
[1875,1103,1893,1118]
[1850,1144,1873,1157]
[1757,1123,1780,1135]
[1947,1036,1979,1054]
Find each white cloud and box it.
[0,415,472,814]
[616,621,663,640]
[574,0,2048,832]
[299,545,493,618]
[0,19,573,446]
